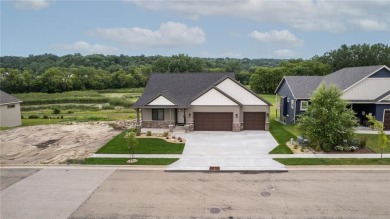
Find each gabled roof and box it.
[133,73,235,108]
[322,65,386,91]
[275,65,388,99]
[0,91,22,105]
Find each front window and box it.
[301,101,309,111]
[152,109,164,120]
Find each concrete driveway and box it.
[167,131,286,171]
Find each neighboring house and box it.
[133,73,272,131]
[275,65,390,130]
[0,91,22,127]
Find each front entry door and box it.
[177,109,185,124]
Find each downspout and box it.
[293,99,297,124]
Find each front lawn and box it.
[70,158,178,165]
[275,158,390,165]
[357,134,390,153]
[268,119,294,154]
[96,131,185,154]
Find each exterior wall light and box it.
[235,113,238,118]
[188,113,191,118]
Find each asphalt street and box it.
[1,166,390,219]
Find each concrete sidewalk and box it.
[92,153,390,159]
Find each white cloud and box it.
[274,49,297,58]
[249,30,304,47]
[129,0,390,32]
[85,22,206,48]
[51,41,118,55]
[351,19,388,31]
[14,0,52,10]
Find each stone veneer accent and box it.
[142,121,175,129]
[265,122,269,131]
[233,123,241,132]
[188,123,194,132]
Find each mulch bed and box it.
[326,147,375,154]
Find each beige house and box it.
[133,73,271,131]
[0,91,22,127]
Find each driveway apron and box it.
[0,167,114,219]
[166,131,286,171]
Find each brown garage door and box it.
[384,111,390,131]
[194,112,233,131]
[244,112,265,130]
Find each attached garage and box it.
[243,112,266,130]
[384,111,390,131]
[194,112,233,131]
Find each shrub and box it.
[43,115,49,119]
[359,136,368,148]
[334,146,344,151]
[102,105,115,110]
[321,144,332,152]
[294,145,298,150]
[52,107,61,114]
[344,146,358,152]
[300,147,305,152]
[67,110,74,114]
[129,128,137,133]
[163,131,169,138]
[172,135,176,139]
[146,131,152,136]
[28,115,40,119]
[60,115,64,119]
[178,137,183,142]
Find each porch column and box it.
[136,108,140,125]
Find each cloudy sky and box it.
[1,0,389,58]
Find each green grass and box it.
[357,134,390,153]
[268,119,294,154]
[70,158,178,165]
[22,118,63,126]
[96,131,185,154]
[275,158,390,165]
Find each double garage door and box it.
[384,111,390,131]
[193,112,265,131]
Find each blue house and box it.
[274,65,390,130]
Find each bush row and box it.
[22,97,111,105]
[22,104,101,111]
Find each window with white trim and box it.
[301,101,309,111]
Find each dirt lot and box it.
[0,123,121,164]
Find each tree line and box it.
[1,43,389,94]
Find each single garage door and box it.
[384,111,390,131]
[244,112,265,130]
[194,112,233,131]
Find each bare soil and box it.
[0,123,121,164]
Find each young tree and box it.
[124,131,138,163]
[298,83,358,151]
[366,115,389,158]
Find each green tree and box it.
[366,115,389,158]
[297,83,358,151]
[124,131,138,163]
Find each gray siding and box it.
[276,80,296,124]
[375,104,390,122]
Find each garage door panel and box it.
[384,111,390,131]
[194,112,233,131]
[244,112,265,130]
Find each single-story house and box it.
[132,73,272,131]
[0,90,22,127]
[275,65,390,130]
